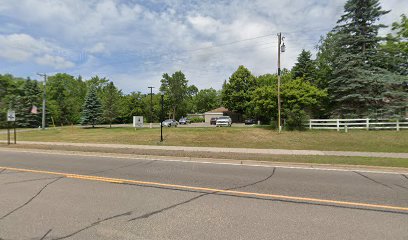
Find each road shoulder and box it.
[1,145,407,174]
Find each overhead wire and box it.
[30,26,335,80]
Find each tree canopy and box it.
[222,65,257,115]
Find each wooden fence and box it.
[308,119,408,131]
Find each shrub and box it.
[284,105,309,131]
[189,117,205,123]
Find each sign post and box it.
[7,110,16,144]
[133,116,144,128]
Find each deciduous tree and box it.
[222,65,256,115]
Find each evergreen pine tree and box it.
[13,79,42,128]
[81,87,102,127]
[292,49,317,84]
[328,0,406,118]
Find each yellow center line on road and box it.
[2,166,408,212]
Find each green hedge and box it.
[189,117,205,123]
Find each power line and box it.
[66,40,279,75]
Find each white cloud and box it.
[187,15,221,35]
[87,42,106,54]
[35,54,75,69]
[0,33,74,69]
[0,34,50,61]
[0,0,407,92]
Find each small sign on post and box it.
[6,110,16,144]
[7,110,15,122]
[133,116,144,128]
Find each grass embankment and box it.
[6,126,408,153]
[1,127,407,168]
[3,143,407,168]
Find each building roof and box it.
[205,107,229,114]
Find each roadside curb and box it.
[1,140,408,159]
[1,146,407,174]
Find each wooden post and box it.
[366,118,369,130]
[13,121,16,144]
[309,120,312,130]
[336,119,340,132]
[7,122,10,145]
[396,120,400,131]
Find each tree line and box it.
[0,0,407,129]
[222,0,407,129]
[0,72,221,128]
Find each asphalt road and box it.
[0,148,407,239]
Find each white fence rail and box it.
[308,119,408,131]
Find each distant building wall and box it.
[203,107,243,123]
[204,112,223,123]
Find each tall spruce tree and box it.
[81,87,102,127]
[380,14,408,76]
[328,0,406,118]
[11,79,42,128]
[292,49,317,85]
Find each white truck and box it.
[216,116,232,127]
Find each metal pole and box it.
[148,87,154,128]
[160,94,164,142]
[7,123,10,145]
[14,121,16,144]
[277,33,281,133]
[37,73,47,130]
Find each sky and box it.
[0,0,406,94]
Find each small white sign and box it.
[7,110,16,122]
[133,116,143,128]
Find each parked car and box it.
[178,117,191,125]
[245,119,257,125]
[216,116,232,127]
[210,117,218,125]
[161,119,178,127]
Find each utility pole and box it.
[277,33,285,133]
[148,86,154,128]
[160,92,164,142]
[37,73,47,130]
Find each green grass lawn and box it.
[6,126,408,153]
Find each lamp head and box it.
[281,42,286,52]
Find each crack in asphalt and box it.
[353,171,393,189]
[228,167,276,191]
[128,167,277,221]
[0,177,62,221]
[0,168,5,174]
[2,167,408,239]
[40,229,52,240]
[120,173,408,216]
[51,212,132,240]
[5,177,60,185]
[51,168,277,238]
[128,192,209,221]
[401,174,408,181]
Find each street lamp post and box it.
[37,73,47,130]
[277,33,285,133]
[160,91,164,142]
[148,86,154,128]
